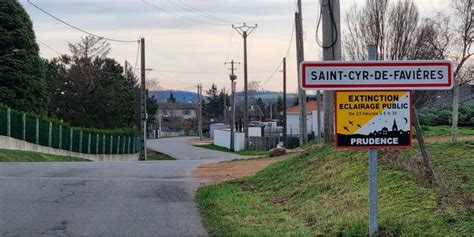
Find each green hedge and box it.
[418,103,474,126]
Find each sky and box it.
[21,0,449,93]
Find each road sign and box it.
[335,90,412,148]
[301,61,452,90]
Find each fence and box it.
[0,106,140,155]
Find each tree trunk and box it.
[412,106,438,184]
[451,79,459,143]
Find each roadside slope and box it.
[197,141,473,236]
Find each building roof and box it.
[286,100,322,113]
[158,102,196,110]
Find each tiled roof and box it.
[286,100,322,113]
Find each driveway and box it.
[0,137,245,237]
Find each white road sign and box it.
[301,61,453,90]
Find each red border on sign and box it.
[301,61,452,89]
[334,90,413,149]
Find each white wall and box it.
[213,129,245,151]
[287,110,324,135]
[248,127,263,137]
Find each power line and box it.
[226,28,234,62]
[27,0,139,43]
[154,69,274,75]
[166,0,235,25]
[37,39,62,55]
[261,22,295,86]
[142,0,227,26]
[174,0,240,24]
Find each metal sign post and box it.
[300,44,452,236]
[367,45,378,237]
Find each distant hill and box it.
[149,90,199,103]
[150,90,299,105]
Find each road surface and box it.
[0,137,244,237]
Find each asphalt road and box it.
[0,137,245,237]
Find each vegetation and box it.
[0,149,90,162]
[196,144,268,156]
[147,150,176,161]
[44,36,136,129]
[197,141,473,236]
[0,103,137,137]
[0,0,48,114]
[418,104,474,127]
[419,125,474,136]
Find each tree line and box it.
[0,1,157,132]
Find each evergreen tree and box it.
[0,0,48,113]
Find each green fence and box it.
[0,106,139,155]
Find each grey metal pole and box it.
[6,108,10,137]
[79,130,83,153]
[316,90,322,144]
[368,44,378,237]
[35,118,39,145]
[48,122,52,147]
[369,148,378,236]
[69,128,73,151]
[22,113,26,140]
[87,133,91,154]
[59,125,62,149]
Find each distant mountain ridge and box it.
[150,90,299,104]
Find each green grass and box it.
[197,141,474,236]
[146,151,176,160]
[0,149,91,162]
[418,125,474,136]
[196,144,268,156]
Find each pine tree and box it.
[0,0,48,113]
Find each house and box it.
[286,100,324,136]
[156,93,197,120]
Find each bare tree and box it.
[344,0,449,183]
[451,0,473,143]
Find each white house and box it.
[286,100,324,136]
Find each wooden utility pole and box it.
[233,23,257,149]
[139,38,147,161]
[226,60,240,151]
[295,0,307,145]
[282,57,288,147]
[321,0,341,144]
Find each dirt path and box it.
[192,156,290,182]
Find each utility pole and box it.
[321,0,341,144]
[295,0,307,145]
[233,23,257,149]
[197,84,203,140]
[282,57,288,147]
[226,60,240,151]
[139,38,147,161]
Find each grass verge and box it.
[197,141,473,236]
[418,125,474,136]
[0,149,91,162]
[196,144,268,156]
[146,150,176,160]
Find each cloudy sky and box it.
[21,0,448,93]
